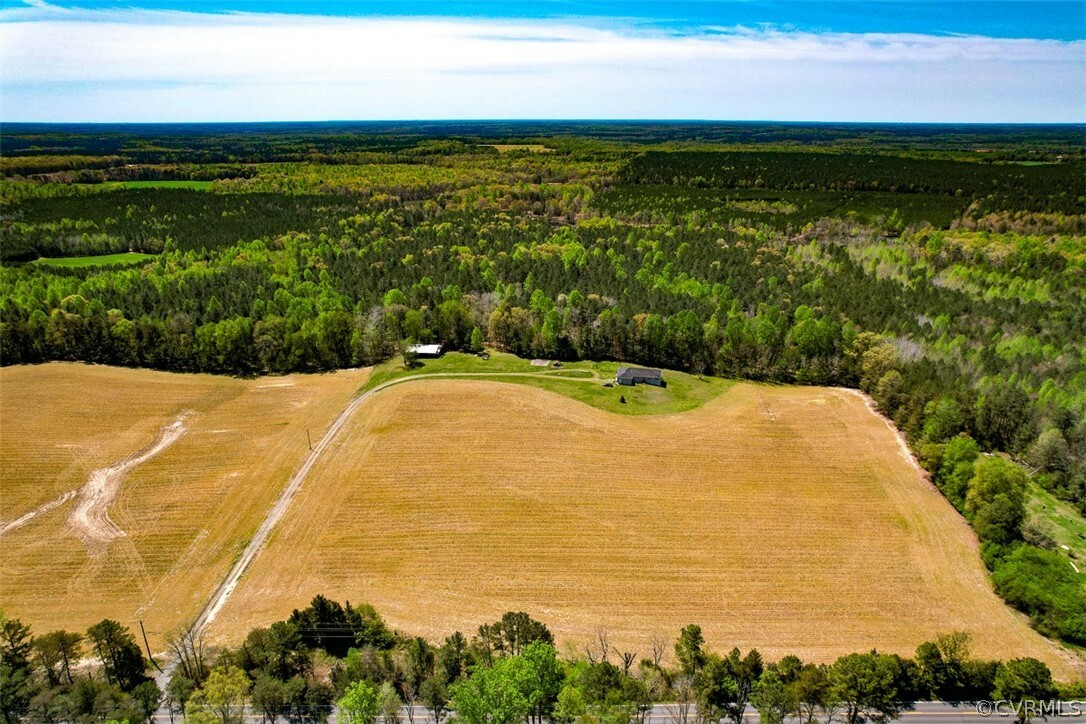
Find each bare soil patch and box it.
[66,413,190,554]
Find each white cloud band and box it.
[2,4,1083,122]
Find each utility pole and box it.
[307,428,313,451]
[139,620,164,673]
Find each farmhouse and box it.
[615,367,665,387]
[407,344,444,358]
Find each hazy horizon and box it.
[3,119,1085,127]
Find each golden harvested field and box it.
[484,143,555,153]
[213,379,1081,678]
[0,363,369,649]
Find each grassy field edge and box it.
[364,349,736,416]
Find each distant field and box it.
[0,363,369,650]
[484,144,554,153]
[34,252,157,267]
[105,180,214,190]
[211,378,1080,678]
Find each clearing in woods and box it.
[483,144,555,153]
[365,351,736,415]
[211,378,1081,678]
[33,252,157,267]
[0,363,370,650]
[103,180,214,190]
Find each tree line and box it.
[2,600,1079,724]
[0,613,160,723]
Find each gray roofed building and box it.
[615,367,665,387]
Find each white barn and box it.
[407,343,444,358]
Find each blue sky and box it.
[1,1,1083,122]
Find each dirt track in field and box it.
[66,413,190,554]
[0,363,371,653]
[0,490,78,536]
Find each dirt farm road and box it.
[158,369,585,686]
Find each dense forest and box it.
[1,122,1084,652]
[0,600,1080,723]
[3,121,1082,165]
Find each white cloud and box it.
[1,3,1083,121]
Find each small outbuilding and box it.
[615,367,665,387]
[407,343,444,358]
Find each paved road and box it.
[635,702,1022,723]
[157,368,595,687]
[154,701,1074,723]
